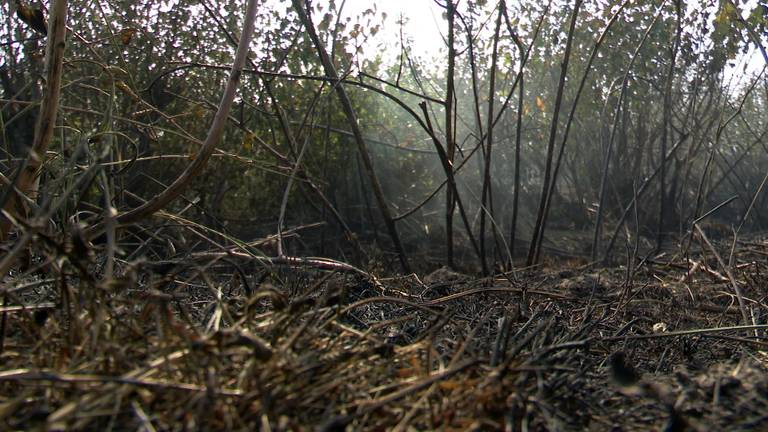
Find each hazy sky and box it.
[326,1,764,87]
[340,1,446,60]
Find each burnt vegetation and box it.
[2,0,768,430]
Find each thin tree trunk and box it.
[478,5,504,274]
[593,2,662,261]
[1,0,68,241]
[459,11,487,272]
[198,8,365,258]
[535,0,630,264]
[419,102,482,262]
[603,133,689,261]
[656,0,682,251]
[91,0,260,233]
[292,0,410,272]
[526,0,583,266]
[501,4,531,267]
[510,65,524,264]
[444,0,457,269]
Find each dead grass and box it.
[2,227,768,430]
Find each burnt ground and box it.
[2,234,768,431]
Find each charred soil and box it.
[2,235,768,431]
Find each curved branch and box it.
[292,0,410,273]
[100,0,259,230]
[0,0,68,240]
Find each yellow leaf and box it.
[438,380,461,390]
[119,28,137,45]
[242,133,254,151]
[715,3,736,25]
[536,96,546,111]
[192,104,206,120]
[115,81,140,101]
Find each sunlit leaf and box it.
[119,28,137,46]
[242,133,254,151]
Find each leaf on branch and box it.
[242,133,255,151]
[119,28,138,46]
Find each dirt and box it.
[2,236,768,430]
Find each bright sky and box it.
[340,0,446,61]
[327,1,764,86]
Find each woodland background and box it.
[3,1,768,430]
[2,0,768,271]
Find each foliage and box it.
[1,0,766,267]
